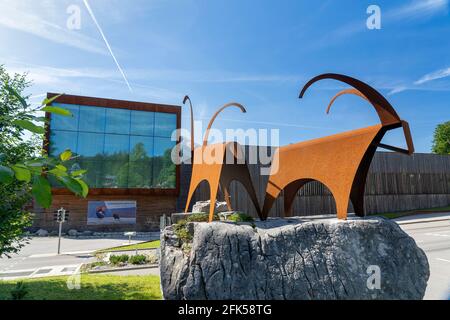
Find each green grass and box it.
[372,205,450,220]
[96,240,160,253]
[417,205,450,213]
[0,275,162,300]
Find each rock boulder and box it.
[192,200,228,214]
[160,217,429,300]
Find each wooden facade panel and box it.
[33,194,177,232]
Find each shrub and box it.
[129,254,147,265]
[173,219,193,243]
[186,212,219,222]
[227,212,254,222]
[109,254,129,265]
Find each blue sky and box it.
[0,0,449,152]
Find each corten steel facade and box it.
[33,93,181,232]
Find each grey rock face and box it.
[35,229,48,237]
[67,229,78,237]
[192,200,228,214]
[160,217,429,300]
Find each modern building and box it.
[33,93,181,231]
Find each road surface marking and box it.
[0,264,81,280]
[436,258,450,263]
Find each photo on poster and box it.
[87,201,136,225]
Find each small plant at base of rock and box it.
[10,281,28,300]
[173,213,220,253]
[109,254,129,265]
[129,254,147,265]
[227,212,254,223]
[181,242,192,254]
[186,212,219,222]
[173,219,193,243]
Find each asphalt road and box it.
[399,217,450,300]
[0,237,149,275]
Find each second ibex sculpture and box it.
[183,96,262,222]
[261,73,414,220]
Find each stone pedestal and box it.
[160,217,429,300]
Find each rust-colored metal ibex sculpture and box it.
[261,73,414,220]
[183,96,262,222]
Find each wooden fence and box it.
[177,149,450,217]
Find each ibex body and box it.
[262,73,414,220]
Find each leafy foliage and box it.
[0,65,89,257]
[227,212,255,222]
[172,219,193,243]
[129,254,147,265]
[172,213,220,249]
[0,65,89,209]
[186,212,219,223]
[109,254,129,265]
[432,121,450,154]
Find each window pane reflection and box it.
[105,108,130,134]
[50,104,79,131]
[155,113,176,137]
[50,104,178,189]
[79,106,105,133]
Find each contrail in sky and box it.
[83,0,132,92]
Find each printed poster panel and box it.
[87,201,136,225]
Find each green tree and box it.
[432,121,450,154]
[0,65,88,257]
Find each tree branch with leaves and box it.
[0,65,88,256]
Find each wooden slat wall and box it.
[180,148,450,217]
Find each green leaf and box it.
[42,94,63,106]
[76,178,89,197]
[71,169,87,177]
[41,106,72,117]
[0,165,14,184]
[48,168,68,177]
[60,150,72,161]
[24,159,46,167]
[58,175,83,196]
[11,165,31,182]
[32,176,52,208]
[31,116,47,123]
[5,84,28,108]
[12,120,46,134]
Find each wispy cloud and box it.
[387,66,450,95]
[389,0,448,20]
[0,0,106,55]
[3,59,181,101]
[388,86,408,96]
[82,0,132,92]
[121,69,302,84]
[414,67,450,85]
[307,0,448,52]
